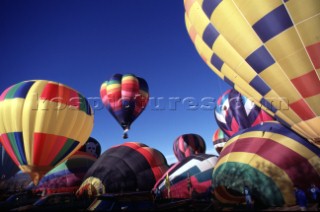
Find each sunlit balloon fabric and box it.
[0,80,94,185]
[214,89,274,137]
[212,128,228,154]
[173,133,206,161]
[153,154,218,199]
[76,142,169,197]
[100,73,149,139]
[212,121,320,207]
[33,151,96,194]
[184,0,320,146]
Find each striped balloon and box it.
[184,0,320,146]
[153,154,218,199]
[34,151,96,194]
[0,80,94,185]
[100,73,149,139]
[173,134,206,162]
[214,89,274,137]
[212,121,320,207]
[212,128,229,154]
[76,142,169,197]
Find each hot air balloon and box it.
[212,121,320,207]
[173,133,206,162]
[153,154,218,199]
[0,80,94,185]
[100,74,149,139]
[212,128,229,154]
[76,142,169,197]
[78,137,101,158]
[33,151,96,194]
[214,89,274,137]
[184,0,320,147]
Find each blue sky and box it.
[0,0,231,164]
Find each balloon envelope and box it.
[76,142,169,197]
[33,152,96,194]
[185,0,320,146]
[212,121,320,207]
[100,74,149,139]
[212,128,229,154]
[153,154,218,199]
[173,134,206,161]
[0,80,94,185]
[214,89,274,137]
[78,137,101,158]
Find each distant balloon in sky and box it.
[78,137,101,158]
[214,89,274,137]
[173,133,206,162]
[212,122,320,207]
[0,80,94,185]
[212,128,229,154]
[76,142,169,197]
[184,0,320,147]
[100,73,149,139]
[153,154,218,199]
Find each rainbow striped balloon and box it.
[212,121,320,207]
[0,80,94,185]
[212,128,229,154]
[100,74,149,139]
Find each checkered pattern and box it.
[184,0,320,146]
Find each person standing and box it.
[309,184,320,210]
[294,186,308,211]
[243,185,253,210]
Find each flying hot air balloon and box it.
[0,80,94,185]
[173,133,206,162]
[184,0,320,147]
[214,89,274,137]
[100,74,149,139]
[212,128,229,154]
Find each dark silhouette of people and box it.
[243,185,253,210]
[294,185,308,211]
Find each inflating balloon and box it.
[76,142,169,197]
[100,74,149,139]
[212,121,320,207]
[33,151,96,194]
[173,133,206,161]
[214,89,274,137]
[184,0,320,146]
[0,80,94,185]
[153,154,218,199]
